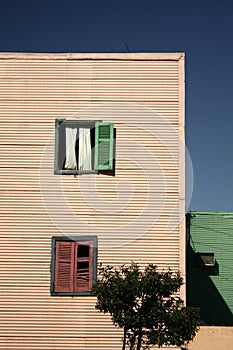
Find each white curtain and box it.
[79,128,92,171]
[64,127,78,170]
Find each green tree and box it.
[94,263,200,350]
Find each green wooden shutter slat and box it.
[94,122,114,171]
[55,241,75,293]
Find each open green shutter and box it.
[94,122,114,170]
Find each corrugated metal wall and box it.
[187,211,233,326]
[0,53,185,349]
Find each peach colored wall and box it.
[187,327,233,350]
[0,52,185,350]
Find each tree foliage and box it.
[94,263,200,350]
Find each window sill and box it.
[51,291,95,296]
[54,169,98,175]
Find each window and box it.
[54,119,114,174]
[51,236,97,296]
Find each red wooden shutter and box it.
[74,241,93,292]
[55,241,75,293]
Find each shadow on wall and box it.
[187,244,233,326]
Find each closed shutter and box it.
[94,122,114,170]
[54,241,75,293]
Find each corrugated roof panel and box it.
[187,211,233,326]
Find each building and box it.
[0,52,185,350]
[187,211,233,326]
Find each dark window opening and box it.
[78,244,90,258]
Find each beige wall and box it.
[0,52,185,350]
[187,327,233,350]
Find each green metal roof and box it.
[187,211,233,325]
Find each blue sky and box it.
[0,0,233,211]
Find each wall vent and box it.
[196,252,215,267]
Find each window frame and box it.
[54,119,114,175]
[51,236,98,296]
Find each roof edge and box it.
[0,52,184,61]
[187,210,233,215]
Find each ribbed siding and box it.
[0,53,184,349]
[187,211,233,326]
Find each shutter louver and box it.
[75,241,93,292]
[94,122,114,170]
[76,261,90,292]
[55,241,74,293]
